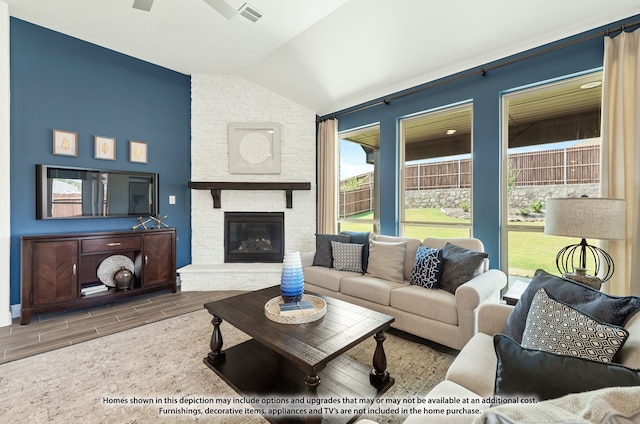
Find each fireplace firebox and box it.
[224,212,284,263]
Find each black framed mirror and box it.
[36,164,159,219]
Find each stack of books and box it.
[81,283,108,296]
[278,300,316,316]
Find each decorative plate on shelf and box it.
[97,255,135,287]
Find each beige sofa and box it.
[401,285,640,423]
[301,235,507,350]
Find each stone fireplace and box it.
[224,212,284,263]
[179,74,317,291]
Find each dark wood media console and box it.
[20,228,177,324]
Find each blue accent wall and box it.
[9,18,192,305]
[336,15,639,269]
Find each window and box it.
[501,71,603,280]
[400,103,473,239]
[338,125,380,233]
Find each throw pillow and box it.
[366,240,407,283]
[503,269,640,344]
[438,242,488,294]
[409,246,443,289]
[312,234,350,268]
[340,231,371,273]
[330,241,364,273]
[522,288,629,363]
[493,334,640,402]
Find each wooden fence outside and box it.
[339,144,600,217]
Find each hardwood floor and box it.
[0,289,244,365]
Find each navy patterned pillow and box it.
[409,246,443,289]
[503,269,640,344]
[522,288,629,363]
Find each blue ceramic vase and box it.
[280,250,304,302]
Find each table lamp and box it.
[544,196,626,285]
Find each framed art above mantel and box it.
[228,122,281,174]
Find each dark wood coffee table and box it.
[203,286,395,424]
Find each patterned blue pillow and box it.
[409,246,443,289]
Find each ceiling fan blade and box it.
[132,0,154,12]
[202,0,238,20]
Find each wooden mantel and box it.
[188,181,311,209]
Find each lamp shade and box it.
[544,197,626,240]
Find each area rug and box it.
[0,309,454,424]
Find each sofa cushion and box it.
[439,242,488,294]
[445,332,497,397]
[374,235,421,280]
[302,265,359,292]
[619,311,640,369]
[409,246,443,289]
[340,231,371,272]
[312,234,350,268]
[330,241,364,273]
[493,334,640,402]
[366,239,407,283]
[390,285,458,325]
[340,275,405,306]
[522,288,629,363]
[503,269,640,344]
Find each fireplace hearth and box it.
[224,212,284,263]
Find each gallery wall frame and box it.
[228,122,281,174]
[129,140,148,164]
[94,135,116,160]
[52,129,78,157]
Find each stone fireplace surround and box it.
[178,74,317,291]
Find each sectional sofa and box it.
[366,269,640,423]
[301,233,507,350]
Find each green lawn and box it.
[340,208,578,277]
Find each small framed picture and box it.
[53,129,78,157]
[94,136,116,160]
[129,140,148,163]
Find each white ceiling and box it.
[4,0,640,115]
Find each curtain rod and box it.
[317,18,640,123]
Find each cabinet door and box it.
[32,240,79,305]
[142,233,174,286]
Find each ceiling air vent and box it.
[238,3,263,23]
[132,0,154,12]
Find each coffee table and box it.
[203,286,395,424]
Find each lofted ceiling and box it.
[4,0,640,115]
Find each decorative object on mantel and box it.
[113,266,133,290]
[52,129,78,157]
[264,294,327,324]
[132,215,169,230]
[188,181,311,208]
[129,140,148,163]
[228,122,280,174]
[280,250,304,302]
[97,255,135,288]
[544,196,626,283]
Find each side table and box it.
[503,280,529,306]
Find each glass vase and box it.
[280,250,304,303]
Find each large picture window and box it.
[399,103,473,239]
[501,70,603,281]
[338,125,379,233]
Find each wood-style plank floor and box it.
[0,289,244,365]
